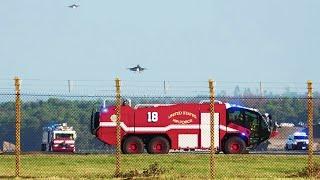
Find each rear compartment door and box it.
[200,112,220,149]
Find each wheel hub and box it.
[155,144,162,150]
[231,143,240,152]
[129,143,137,152]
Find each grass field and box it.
[0,153,319,179]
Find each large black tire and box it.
[147,136,170,154]
[121,136,144,154]
[224,137,246,154]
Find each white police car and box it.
[285,132,308,150]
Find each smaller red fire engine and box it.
[91,99,277,154]
[41,123,77,152]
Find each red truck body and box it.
[91,100,276,154]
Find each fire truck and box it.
[41,123,77,152]
[91,100,277,154]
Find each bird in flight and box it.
[128,65,147,73]
[68,4,80,8]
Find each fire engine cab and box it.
[41,123,77,152]
[91,100,277,154]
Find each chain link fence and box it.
[0,78,319,179]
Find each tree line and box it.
[0,96,319,151]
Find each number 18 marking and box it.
[147,112,158,122]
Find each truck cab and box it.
[226,106,274,150]
[41,123,77,152]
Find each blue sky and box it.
[0,0,319,92]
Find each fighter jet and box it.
[128,65,147,73]
[68,4,80,8]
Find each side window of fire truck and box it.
[227,107,245,126]
[244,110,259,130]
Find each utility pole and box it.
[68,80,73,93]
[259,81,263,97]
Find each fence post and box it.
[14,77,21,177]
[307,80,314,177]
[209,79,215,179]
[115,78,121,177]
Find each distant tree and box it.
[314,91,320,97]
[234,86,241,97]
[243,88,253,97]
[282,87,298,97]
[218,90,227,97]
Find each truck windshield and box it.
[227,107,271,145]
[294,136,307,140]
[55,133,74,140]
